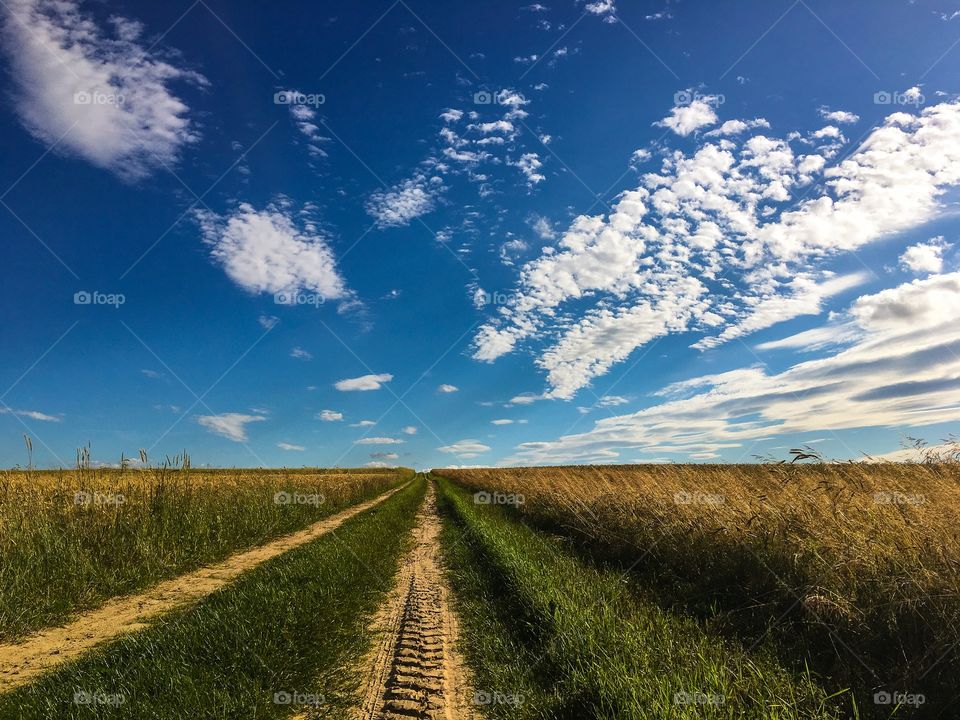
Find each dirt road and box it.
[0,485,403,692]
[356,479,475,720]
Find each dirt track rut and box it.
[0,485,402,692]
[357,480,475,720]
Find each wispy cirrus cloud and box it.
[508,271,960,464]
[0,408,60,422]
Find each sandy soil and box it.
[354,480,476,720]
[0,485,403,692]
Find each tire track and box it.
[0,484,403,692]
[357,479,475,720]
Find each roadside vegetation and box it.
[435,460,960,717]
[0,476,426,719]
[0,462,410,640]
[436,475,843,719]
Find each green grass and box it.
[0,467,407,641]
[0,476,426,719]
[435,475,846,720]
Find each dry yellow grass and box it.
[0,465,408,640]
[436,462,960,712]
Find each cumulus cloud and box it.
[197,413,265,442]
[356,437,404,445]
[899,236,950,274]
[2,0,206,180]
[437,384,459,393]
[317,409,343,421]
[350,419,376,427]
[401,425,418,434]
[290,347,312,360]
[656,95,719,136]
[507,272,960,463]
[818,108,860,124]
[277,442,305,451]
[473,99,960,399]
[196,201,350,303]
[584,0,616,17]
[335,373,393,391]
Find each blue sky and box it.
[2,0,960,469]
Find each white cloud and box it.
[0,407,60,422]
[2,0,206,180]
[196,202,349,303]
[512,153,545,185]
[693,272,869,350]
[500,238,528,265]
[438,439,491,458]
[656,96,719,136]
[282,92,330,158]
[491,419,514,425]
[355,437,404,445]
[290,347,312,360]
[277,442,305,451]
[258,314,279,330]
[197,413,265,442]
[530,214,556,240]
[366,174,443,228]
[818,108,860,124]
[350,420,376,427]
[507,272,960,464]
[756,323,861,353]
[437,384,459,393]
[899,236,950,274]
[335,373,393,391]
[598,395,629,406]
[585,0,616,15]
[317,410,343,421]
[704,118,770,137]
[474,100,960,399]
[401,425,418,434]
